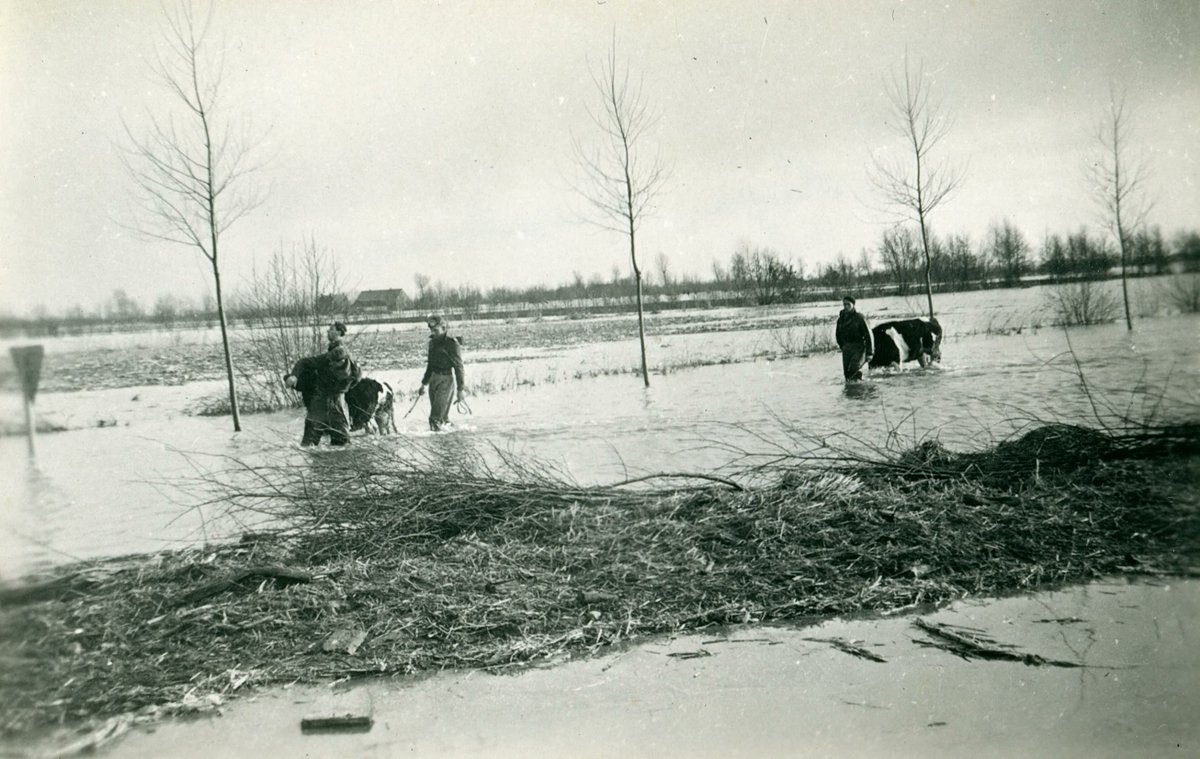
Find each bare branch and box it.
[120,0,267,431]
[1087,84,1154,330]
[866,52,964,320]
[570,32,671,387]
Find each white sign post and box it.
[9,345,44,457]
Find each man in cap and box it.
[284,321,361,446]
[417,314,465,431]
[834,296,873,382]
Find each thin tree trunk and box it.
[919,219,935,320]
[630,229,649,387]
[213,264,242,431]
[1118,227,1133,331]
[1119,245,1132,330]
[627,170,649,387]
[635,270,649,387]
[1108,105,1133,331]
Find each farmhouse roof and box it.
[355,288,407,302]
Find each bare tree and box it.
[121,1,265,431]
[233,238,350,412]
[1088,86,1153,330]
[877,225,922,295]
[869,53,964,320]
[856,248,874,282]
[986,219,1031,287]
[105,289,144,322]
[711,260,730,287]
[572,35,669,387]
[729,243,798,305]
[413,273,432,309]
[1174,230,1200,273]
[654,252,672,290]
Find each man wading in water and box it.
[835,296,873,382]
[284,321,361,446]
[417,314,465,431]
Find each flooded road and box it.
[1,303,1198,580]
[18,577,1194,759]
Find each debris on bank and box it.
[804,636,888,663]
[912,618,1082,668]
[1,423,1197,739]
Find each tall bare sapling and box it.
[572,35,669,388]
[869,53,964,321]
[1088,86,1154,331]
[121,1,266,430]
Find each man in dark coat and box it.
[418,314,465,431]
[284,321,361,446]
[834,296,873,382]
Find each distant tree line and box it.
[707,222,1197,307]
[5,223,1198,337]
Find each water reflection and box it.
[425,427,482,463]
[0,459,70,578]
[841,380,879,401]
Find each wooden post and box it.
[9,345,44,457]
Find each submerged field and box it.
[0,305,817,396]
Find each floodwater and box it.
[17,577,1198,759]
[1,285,1198,580]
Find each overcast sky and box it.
[2,0,1198,314]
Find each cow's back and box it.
[869,318,939,367]
[346,378,382,431]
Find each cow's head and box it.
[928,318,943,362]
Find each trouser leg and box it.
[301,419,321,446]
[328,396,351,445]
[428,374,454,431]
[842,348,864,381]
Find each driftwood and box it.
[300,689,374,733]
[912,618,1080,667]
[179,565,313,605]
[300,715,373,733]
[805,636,887,663]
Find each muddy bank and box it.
[8,577,1199,758]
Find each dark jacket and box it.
[321,340,360,395]
[422,334,465,388]
[835,310,873,354]
[289,341,361,408]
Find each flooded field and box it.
[1,282,1198,581]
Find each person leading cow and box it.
[284,321,361,446]
[835,295,873,382]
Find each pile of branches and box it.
[2,423,1198,736]
[861,422,1200,484]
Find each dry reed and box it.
[1,423,1198,737]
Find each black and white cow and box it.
[346,378,397,435]
[868,317,943,369]
[286,359,396,435]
